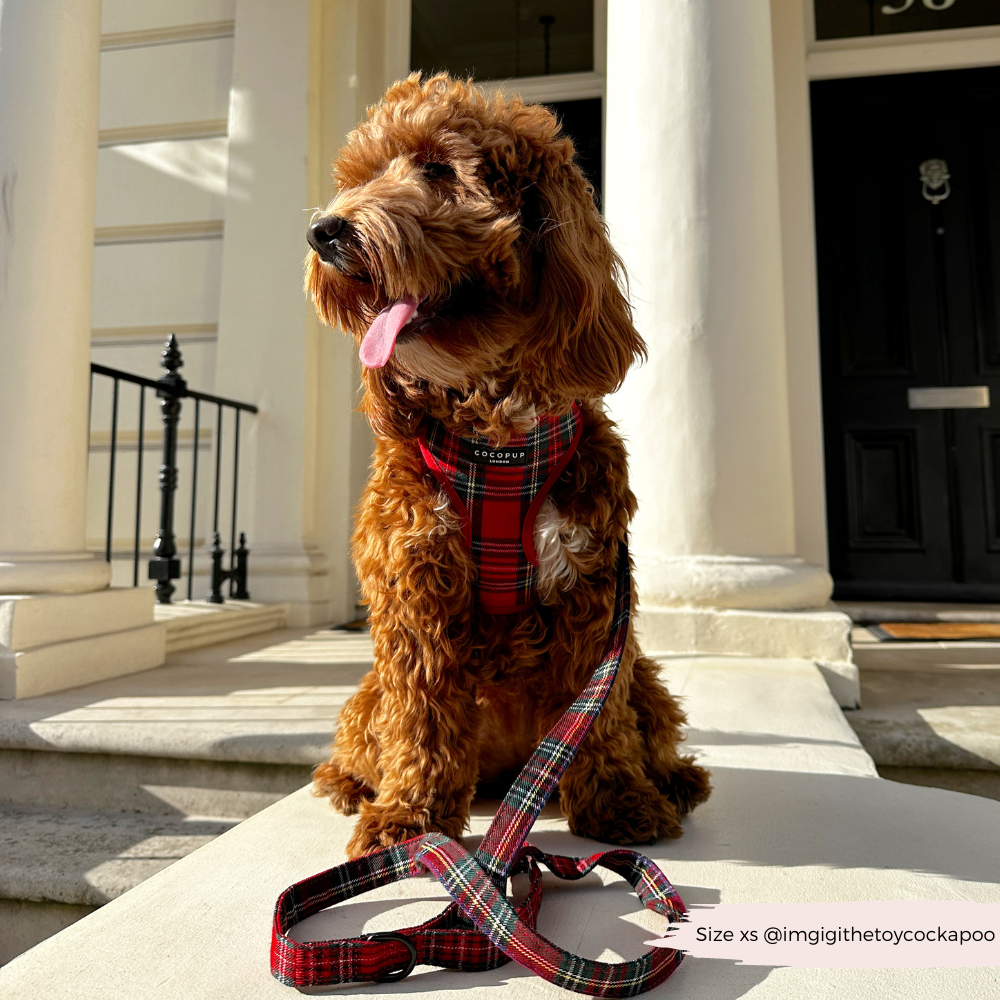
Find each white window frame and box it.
[385,0,607,104]
[803,0,1000,79]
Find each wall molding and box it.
[91,323,218,345]
[99,119,229,147]
[95,221,224,246]
[101,21,235,52]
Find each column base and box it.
[0,552,112,595]
[0,589,165,699]
[635,604,859,708]
[635,554,834,610]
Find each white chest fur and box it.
[532,497,592,603]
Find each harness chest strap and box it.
[270,542,687,996]
[418,404,584,614]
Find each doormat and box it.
[870,622,1000,641]
[329,618,369,632]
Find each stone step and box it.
[838,599,1000,624]
[0,803,238,965]
[1,594,290,700]
[0,748,311,819]
[0,623,357,965]
[848,711,1000,770]
[847,682,1000,770]
[0,803,238,908]
[0,625,367,767]
[155,600,290,655]
[877,766,1000,802]
[844,636,1000,778]
[852,636,1000,670]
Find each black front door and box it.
[814,66,1000,601]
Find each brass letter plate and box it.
[908,386,990,409]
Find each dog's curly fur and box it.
[306,73,710,858]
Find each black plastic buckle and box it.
[364,931,418,983]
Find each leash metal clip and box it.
[363,931,418,982]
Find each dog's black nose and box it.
[307,215,346,253]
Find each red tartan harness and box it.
[271,543,687,995]
[418,404,584,613]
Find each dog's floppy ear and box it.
[523,129,646,397]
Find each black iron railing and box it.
[89,336,258,604]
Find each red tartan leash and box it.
[271,542,687,995]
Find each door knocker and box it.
[919,159,951,205]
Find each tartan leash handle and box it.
[271,542,687,996]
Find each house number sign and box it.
[815,0,999,40]
[882,0,956,12]
[882,0,955,14]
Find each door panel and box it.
[843,430,922,550]
[814,66,1000,601]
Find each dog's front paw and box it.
[654,757,712,817]
[564,779,684,845]
[312,758,375,815]
[346,801,465,859]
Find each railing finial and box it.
[159,334,186,390]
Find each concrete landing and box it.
[2,648,997,998]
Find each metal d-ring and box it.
[364,931,418,983]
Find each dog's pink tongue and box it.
[359,297,420,368]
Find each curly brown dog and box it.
[305,73,710,859]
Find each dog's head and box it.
[306,73,645,439]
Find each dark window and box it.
[411,0,593,80]
[545,97,602,205]
[815,0,1000,41]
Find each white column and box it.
[0,0,165,699]
[0,0,109,594]
[605,0,832,612]
[214,0,386,626]
[214,0,325,627]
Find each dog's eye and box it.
[421,161,455,181]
